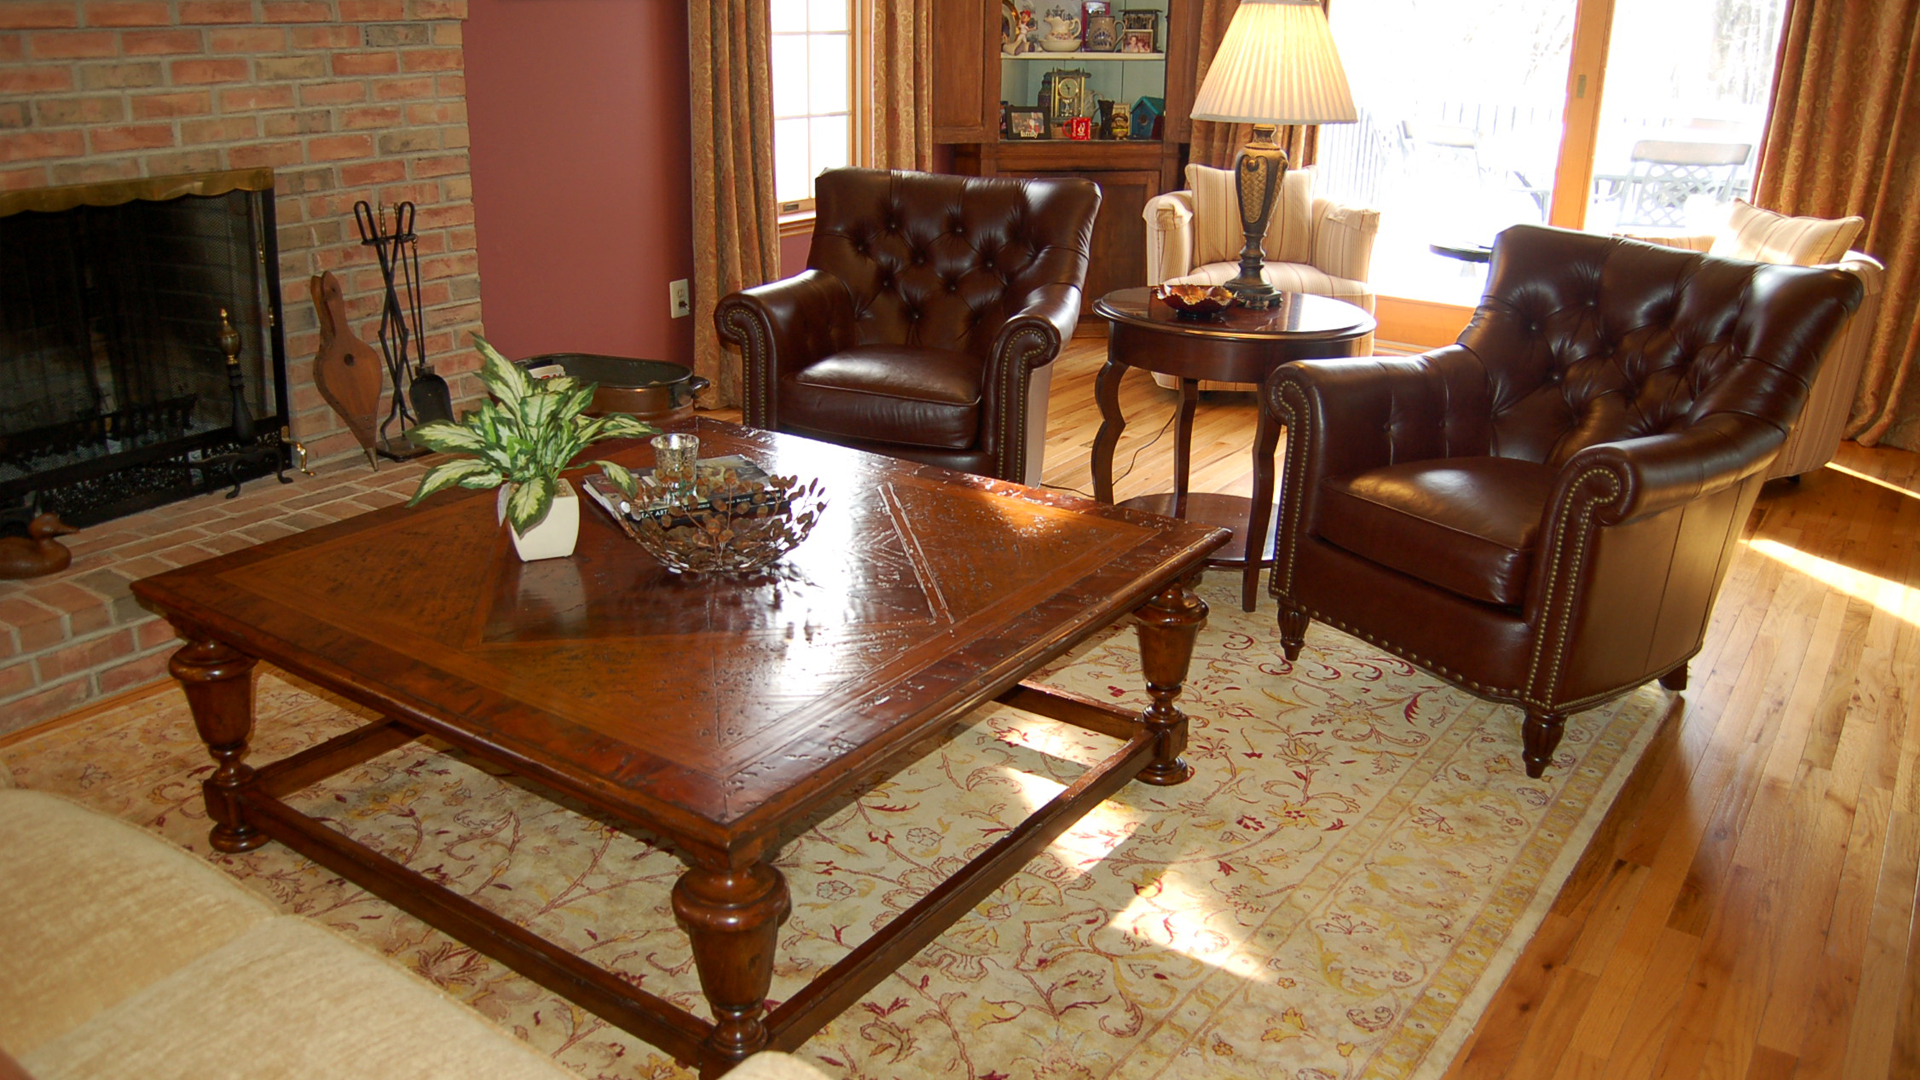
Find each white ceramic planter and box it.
[496,480,580,562]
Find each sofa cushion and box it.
[0,790,277,1057]
[1186,163,1314,267]
[1317,457,1558,607]
[784,343,982,450]
[24,918,578,1080]
[1710,199,1864,266]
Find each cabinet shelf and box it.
[1001,52,1166,61]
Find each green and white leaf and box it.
[408,458,501,505]
[591,460,638,498]
[504,473,556,534]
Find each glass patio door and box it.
[1317,0,1578,309]
[1314,0,1788,340]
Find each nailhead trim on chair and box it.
[716,300,774,428]
[1524,466,1623,706]
[994,323,1053,481]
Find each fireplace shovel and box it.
[394,201,454,427]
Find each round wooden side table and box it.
[1091,287,1376,611]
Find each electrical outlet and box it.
[669,279,691,318]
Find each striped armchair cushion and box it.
[1710,199,1864,266]
[1186,164,1314,267]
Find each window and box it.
[771,0,854,214]
[1314,0,1787,330]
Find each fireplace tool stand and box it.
[356,200,450,461]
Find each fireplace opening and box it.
[0,169,291,528]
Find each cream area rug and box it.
[3,572,1663,1080]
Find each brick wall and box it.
[0,0,487,464]
[0,0,488,736]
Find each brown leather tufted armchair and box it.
[1263,224,1863,777]
[714,168,1100,485]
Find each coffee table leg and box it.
[170,638,266,853]
[673,861,791,1066]
[1132,576,1206,786]
[1092,356,1127,503]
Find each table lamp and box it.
[1189,0,1357,308]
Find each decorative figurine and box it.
[0,513,79,579]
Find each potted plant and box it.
[406,335,655,561]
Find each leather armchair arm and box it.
[712,270,855,429]
[1550,413,1786,528]
[978,282,1082,478]
[989,282,1081,373]
[1265,348,1493,483]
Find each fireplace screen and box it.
[0,170,289,527]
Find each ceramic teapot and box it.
[1040,8,1082,51]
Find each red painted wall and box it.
[465,0,695,366]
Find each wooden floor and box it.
[1034,339,1920,1080]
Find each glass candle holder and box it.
[650,433,699,490]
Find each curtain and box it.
[689,0,780,410]
[870,0,932,171]
[1189,0,1323,171]
[1756,0,1920,450]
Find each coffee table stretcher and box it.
[164,578,1207,1077]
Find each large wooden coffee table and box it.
[132,419,1229,1076]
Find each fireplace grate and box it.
[0,170,290,526]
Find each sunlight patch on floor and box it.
[1823,461,1920,500]
[1748,537,1918,627]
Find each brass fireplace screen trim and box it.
[0,167,274,218]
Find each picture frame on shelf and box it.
[1004,105,1050,140]
[1120,7,1159,39]
[1119,27,1155,53]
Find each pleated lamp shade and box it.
[1190,0,1358,125]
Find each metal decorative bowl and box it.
[1153,283,1236,320]
[605,468,828,575]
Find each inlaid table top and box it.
[132,418,1230,1074]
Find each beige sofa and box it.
[0,782,826,1080]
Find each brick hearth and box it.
[1,457,434,737]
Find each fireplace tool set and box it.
[354,200,454,460]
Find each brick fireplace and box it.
[1,0,488,734]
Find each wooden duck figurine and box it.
[0,513,79,579]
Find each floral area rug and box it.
[3,572,1663,1080]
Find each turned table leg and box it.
[672,860,791,1070]
[170,637,265,853]
[1132,575,1207,786]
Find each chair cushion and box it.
[1186,163,1313,267]
[1710,199,1863,266]
[783,344,982,451]
[1317,457,1559,607]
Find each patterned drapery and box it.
[870,0,932,171]
[1189,0,1324,171]
[689,0,780,409]
[1758,0,1920,450]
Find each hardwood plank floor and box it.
[1028,338,1920,1080]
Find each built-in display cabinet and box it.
[932,1,1199,322]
